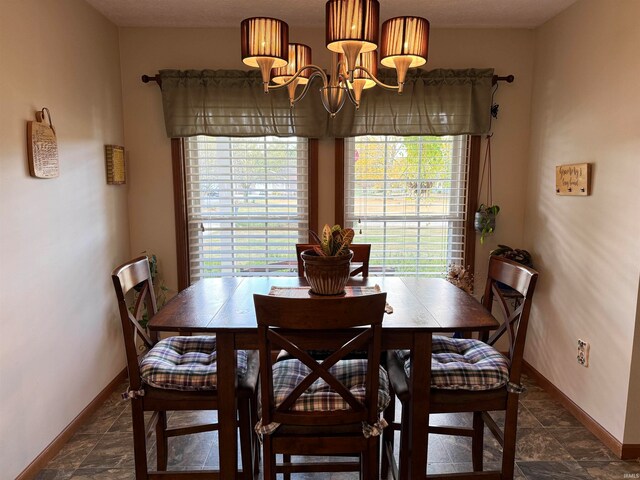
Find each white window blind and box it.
[184,136,308,280]
[344,135,469,277]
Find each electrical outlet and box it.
[577,339,590,367]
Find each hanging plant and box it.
[475,135,499,245]
[475,204,500,244]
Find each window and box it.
[344,135,470,277]
[183,136,309,280]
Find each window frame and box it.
[172,137,318,290]
[334,135,481,276]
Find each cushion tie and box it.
[122,387,145,400]
[506,382,527,394]
[362,418,388,438]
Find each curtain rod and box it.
[141,73,515,87]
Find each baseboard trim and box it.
[621,444,640,460]
[17,368,127,480]
[522,361,640,460]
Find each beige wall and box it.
[4,1,639,474]
[119,26,535,292]
[525,0,640,442]
[0,1,129,477]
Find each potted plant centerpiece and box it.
[302,224,355,295]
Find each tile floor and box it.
[35,374,640,479]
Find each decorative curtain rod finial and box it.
[141,74,161,86]
[492,74,514,85]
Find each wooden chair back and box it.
[296,243,372,277]
[254,293,386,430]
[111,256,158,391]
[481,256,539,386]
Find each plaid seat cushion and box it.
[256,358,390,435]
[140,335,248,391]
[396,336,509,391]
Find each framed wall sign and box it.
[556,163,591,196]
[27,108,59,178]
[105,145,126,185]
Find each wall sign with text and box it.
[27,108,59,179]
[555,163,591,196]
[105,145,126,185]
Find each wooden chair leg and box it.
[283,454,291,480]
[238,398,254,480]
[250,396,260,476]
[155,411,168,471]
[381,393,395,479]
[397,400,411,480]
[472,411,484,472]
[501,396,519,480]
[262,437,276,480]
[131,402,149,480]
[363,437,379,480]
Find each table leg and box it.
[216,331,238,478]
[409,331,432,479]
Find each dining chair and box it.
[382,256,539,480]
[111,256,260,479]
[253,292,389,479]
[296,243,371,277]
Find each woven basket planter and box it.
[301,249,353,295]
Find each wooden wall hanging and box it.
[556,163,591,196]
[27,108,59,178]
[105,145,126,185]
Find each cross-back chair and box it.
[253,293,389,479]
[296,243,372,277]
[382,256,539,480]
[111,256,259,479]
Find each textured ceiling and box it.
[84,0,577,29]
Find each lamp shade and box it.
[344,51,378,89]
[380,16,429,68]
[326,0,379,53]
[241,17,289,68]
[272,43,313,85]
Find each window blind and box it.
[184,136,308,280]
[344,135,469,277]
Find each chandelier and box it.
[240,0,429,117]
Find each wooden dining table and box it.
[148,276,498,478]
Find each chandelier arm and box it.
[290,72,326,104]
[352,66,401,91]
[338,74,360,107]
[267,65,328,91]
[335,58,349,81]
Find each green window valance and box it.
[159,68,494,138]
